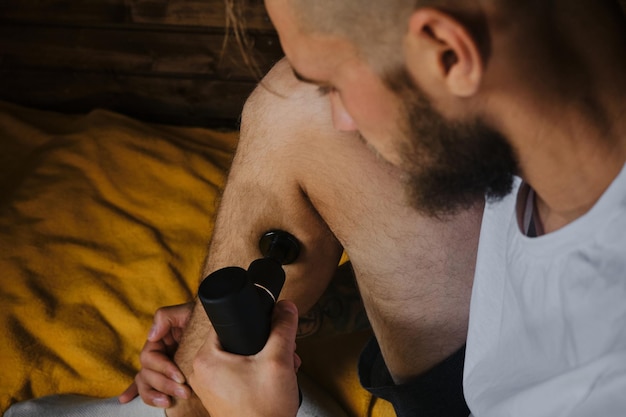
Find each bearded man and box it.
[189,0,626,416]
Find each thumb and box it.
[264,300,299,360]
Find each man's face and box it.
[266,0,518,215]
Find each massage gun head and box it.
[252,230,300,299]
[258,230,300,265]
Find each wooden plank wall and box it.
[0,0,283,127]
[2,1,624,127]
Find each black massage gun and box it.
[198,230,302,401]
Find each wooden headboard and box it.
[0,0,283,128]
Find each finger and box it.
[136,368,192,403]
[160,333,180,355]
[171,326,184,344]
[148,303,194,342]
[140,340,186,384]
[138,388,172,409]
[265,300,299,361]
[135,371,172,408]
[118,382,138,403]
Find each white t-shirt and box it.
[464,165,626,417]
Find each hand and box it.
[189,300,302,417]
[119,302,194,408]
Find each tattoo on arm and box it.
[297,261,370,338]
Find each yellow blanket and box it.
[0,101,394,416]
[0,101,235,410]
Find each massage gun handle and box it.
[198,258,285,356]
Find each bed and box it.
[0,1,395,416]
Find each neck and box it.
[521,106,626,233]
[486,0,626,232]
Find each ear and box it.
[404,8,483,97]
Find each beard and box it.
[386,68,519,217]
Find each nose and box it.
[329,92,358,132]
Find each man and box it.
[6,59,482,417]
[189,0,626,416]
[131,59,481,417]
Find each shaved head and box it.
[290,0,489,75]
